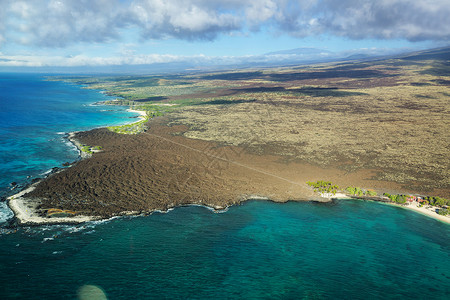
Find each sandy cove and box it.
[126,108,147,121]
[328,193,450,224]
[396,202,450,224]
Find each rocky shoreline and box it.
[6,116,449,226]
[6,118,331,225]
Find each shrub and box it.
[366,190,377,196]
[437,208,449,216]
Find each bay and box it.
[0,200,449,299]
[0,73,448,299]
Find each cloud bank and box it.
[0,46,408,68]
[0,0,449,48]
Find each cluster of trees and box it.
[306,181,448,214]
[80,145,102,154]
[383,193,408,204]
[383,193,450,207]
[423,196,449,207]
[346,187,377,197]
[438,208,449,216]
[306,181,340,195]
[80,145,93,154]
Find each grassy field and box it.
[59,48,450,196]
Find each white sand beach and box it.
[321,192,349,199]
[320,191,450,224]
[399,201,450,224]
[7,185,99,225]
[127,108,147,121]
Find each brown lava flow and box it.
[26,117,410,218]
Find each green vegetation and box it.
[381,193,450,206]
[139,104,169,117]
[345,187,377,197]
[365,190,377,196]
[438,208,449,216]
[107,104,173,134]
[307,181,381,198]
[419,200,429,206]
[346,186,364,196]
[384,193,401,203]
[81,145,93,154]
[423,196,450,207]
[80,144,103,154]
[108,118,148,134]
[306,180,340,195]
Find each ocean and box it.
[0,74,449,299]
[0,73,138,221]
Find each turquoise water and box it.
[0,73,138,221]
[0,74,449,299]
[0,200,449,299]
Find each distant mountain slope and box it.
[265,47,334,56]
[398,47,450,61]
[2,46,449,74]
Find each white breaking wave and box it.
[0,202,14,224]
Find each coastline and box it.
[327,193,450,224]
[7,186,313,225]
[5,108,449,226]
[7,164,450,225]
[7,184,100,225]
[392,201,450,224]
[126,108,147,123]
[5,108,148,226]
[67,132,91,159]
[9,182,450,225]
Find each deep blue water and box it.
[0,74,449,299]
[0,73,138,221]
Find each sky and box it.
[0,0,449,70]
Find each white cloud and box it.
[0,53,194,67]
[0,45,408,68]
[128,0,241,40]
[0,0,449,54]
[3,0,123,47]
[311,0,450,41]
[245,0,277,26]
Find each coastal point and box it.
[7,48,450,225]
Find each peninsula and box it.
[7,47,450,225]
